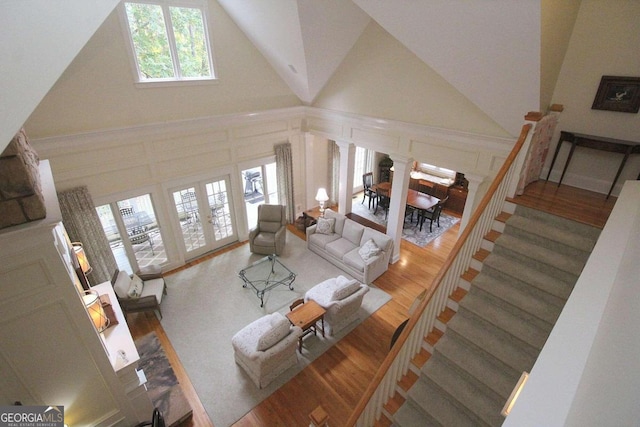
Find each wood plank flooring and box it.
[127,182,615,427]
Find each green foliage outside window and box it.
[125,2,213,81]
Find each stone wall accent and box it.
[0,128,46,229]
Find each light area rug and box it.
[351,194,460,247]
[159,231,391,427]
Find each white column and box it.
[458,173,485,234]
[387,155,413,263]
[304,132,316,211]
[335,140,355,215]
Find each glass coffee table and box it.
[238,254,296,307]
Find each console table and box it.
[546,131,640,198]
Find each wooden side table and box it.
[286,300,326,352]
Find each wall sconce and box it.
[315,188,329,217]
[501,371,529,417]
[82,289,109,333]
[72,242,92,290]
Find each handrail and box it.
[346,122,534,427]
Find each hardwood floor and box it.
[127,182,615,427]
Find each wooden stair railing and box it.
[346,117,538,427]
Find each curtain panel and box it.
[275,142,295,223]
[328,141,340,207]
[58,186,117,285]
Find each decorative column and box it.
[387,154,413,264]
[335,140,355,215]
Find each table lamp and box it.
[315,188,329,217]
[82,289,109,333]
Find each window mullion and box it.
[162,4,182,79]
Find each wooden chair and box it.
[362,172,377,209]
[418,196,449,232]
[374,187,390,219]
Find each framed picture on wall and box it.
[591,75,640,113]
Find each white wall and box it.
[0,0,119,149]
[545,0,640,196]
[24,2,300,139]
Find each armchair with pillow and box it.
[111,266,167,320]
[231,312,303,388]
[304,275,369,336]
[248,204,287,255]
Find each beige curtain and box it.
[58,186,117,285]
[275,142,295,223]
[328,140,340,207]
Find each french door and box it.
[170,176,237,260]
[241,161,278,230]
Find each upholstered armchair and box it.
[304,275,369,336]
[111,266,167,320]
[249,204,287,255]
[231,312,302,388]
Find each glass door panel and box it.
[170,176,237,260]
[96,194,167,274]
[241,162,277,230]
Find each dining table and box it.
[372,182,440,211]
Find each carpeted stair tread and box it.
[396,383,477,427]
[512,205,602,238]
[433,333,520,400]
[505,214,598,254]
[485,245,579,286]
[502,217,594,262]
[483,253,574,300]
[421,357,505,426]
[473,267,565,325]
[447,310,537,372]
[493,234,585,277]
[459,290,550,349]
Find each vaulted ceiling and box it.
[217,0,542,136]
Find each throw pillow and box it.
[358,238,381,261]
[127,274,144,299]
[316,217,335,235]
[256,313,291,351]
[331,278,360,301]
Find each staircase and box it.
[392,202,601,427]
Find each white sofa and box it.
[305,275,370,336]
[231,312,303,388]
[306,209,393,284]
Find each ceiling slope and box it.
[220,0,542,136]
[216,0,370,104]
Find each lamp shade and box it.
[72,242,92,274]
[82,290,109,333]
[315,188,329,202]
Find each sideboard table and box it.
[546,131,640,198]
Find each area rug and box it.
[351,194,460,247]
[159,231,391,427]
[135,332,193,426]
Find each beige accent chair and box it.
[304,275,369,336]
[111,266,167,320]
[231,312,303,388]
[249,204,287,255]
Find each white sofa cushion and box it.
[343,248,367,272]
[308,231,341,249]
[326,238,358,260]
[342,219,365,246]
[358,238,381,261]
[256,313,291,351]
[113,270,132,299]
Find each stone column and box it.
[0,129,46,229]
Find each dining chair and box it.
[374,188,390,219]
[362,172,377,209]
[418,196,448,232]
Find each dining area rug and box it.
[351,194,460,247]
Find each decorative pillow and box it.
[127,274,144,299]
[358,238,381,261]
[316,217,336,235]
[331,278,360,301]
[113,271,132,299]
[256,313,291,351]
